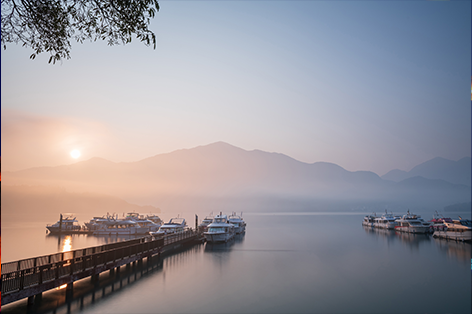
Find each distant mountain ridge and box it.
[3,142,470,209]
[381,157,471,186]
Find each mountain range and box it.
[2,142,470,211]
[381,157,471,186]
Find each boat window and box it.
[209,227,224,232]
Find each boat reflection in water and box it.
[432,238,471,263]
[363,223,470,263]
[394,231,431,250]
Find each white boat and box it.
[362,213,377,227]
[228,212,246,234]
[204,213,235,243]
[150,217,187,237]
[92,219,148,235]
[145,213,163,226]
[373,211,401,229]
[125,212,161,232]
[198,214,214,232]
[46,214,82,233]
[429,211,454,232]
[394,211,431,234]
[433,217,471,242]
[84,213,117,231]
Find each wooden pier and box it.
[1,230,204,306]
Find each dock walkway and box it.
[1,230,204,306]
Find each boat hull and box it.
[93,227,148,235]
[394,226,430,234]
[46,226,82,234]
[204,232,234,243]
[373,222,397,229]
[433,230,471,242]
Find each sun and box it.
[70,149,81,159]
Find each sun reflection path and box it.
[63,236,72,253]
[57,236,73,290]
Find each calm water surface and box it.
[2,210,471,313]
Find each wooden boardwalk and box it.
[1,230,203,306]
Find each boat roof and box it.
[58,216,79,222]
[111,220,137,225]
[168,217,185,225]
[160,224,183,228]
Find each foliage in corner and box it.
[1,0,159,64]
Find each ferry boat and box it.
[92,219,148,235]
[84,213,117,231]
[432,217,471,242]
[198,214,214,232]
[150,217,187,237]
[145,213,163,226]
[429,211,453,232]
[394,211,431,234]
[46,214,82,233]
[228,212,246,234]
[373,211,401,229]
[125,212,161,232]
[204,213,235,243]
[362,213,377,227]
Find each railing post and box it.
[19,270,25,290]
[55,262,59,280]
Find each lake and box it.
[1,209,471,313]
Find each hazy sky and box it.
[1,0,470,176]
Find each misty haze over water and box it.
[2,204,471,314]
[2,143,471,313]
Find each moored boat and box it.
[373,210,401,229]
[198,214,214,232]
[84,213,117,231]
[204,213,235,243]
[228,212,246,234]
[429,211,453,232]
[125,212,161,232]
[92,219,148,235]
[394,210,431,234]
[145,213,163,226]
[150,217,187,237]
[362,213,377,227]
[433,217,471,242]
[46,214,82,233]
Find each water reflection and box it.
[2,243,205,314]
[394,231,431,249]
[363,225,432,249]
[432,237,471,263]
[363,225,470,263]
[57,236,73,290]
[363,226,397,241]
[62,236,72,252]
[204,232,246,253]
